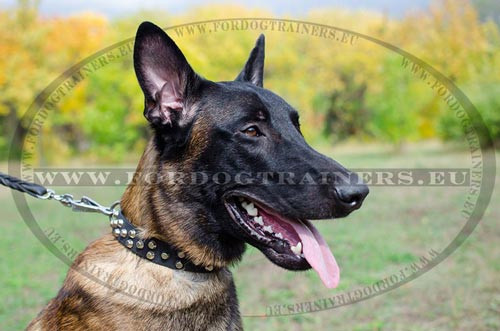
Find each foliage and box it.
[0,0,498,163]
[314,73,370,142]
[438,83,500,145]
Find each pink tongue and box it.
[287,219,340,288]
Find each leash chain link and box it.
[1,171,120,218]
[39,189,120,217]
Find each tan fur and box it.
[29,133,242,330]
[121,132,226,269]
[28,235,240,330]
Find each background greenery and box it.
[0,0,499,163]
[0,0,499,330]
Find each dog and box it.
[27,21,368,330]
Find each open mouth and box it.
[224,195,340,288]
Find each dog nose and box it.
[334,184,369,211]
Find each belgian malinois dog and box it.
[28,22,368,330]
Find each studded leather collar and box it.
[110,210,216,273]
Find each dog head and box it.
[132,22,368,287]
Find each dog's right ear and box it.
[134,22,200,127]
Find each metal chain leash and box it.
[0,171,120,217]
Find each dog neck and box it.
[121,139,231,270]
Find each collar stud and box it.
[112,210,216,273]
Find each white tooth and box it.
[254,216,264,225]
[244,203,258,216]
[275,232,283,239]
[291,242,302,255]
[263,225,273,233]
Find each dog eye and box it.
[242,126,261,137]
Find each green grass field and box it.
[1,143,498,330]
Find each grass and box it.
[0,142,498,330]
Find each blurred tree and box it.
[0,0,40,158]
[315,73,369,142]
[0,0,498,163]
[403,0,500,147]
[366,55,427,149]
[0,0,107,162]
[472,0,500,25]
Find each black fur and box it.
[133,21,369,270]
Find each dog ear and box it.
[235,34,265,87]
[134,21,200,127]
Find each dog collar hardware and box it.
[110,210,216,273]
[0,172,216,272]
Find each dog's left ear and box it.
[235,34,265,87]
